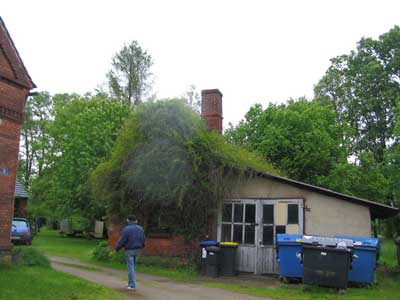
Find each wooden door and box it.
[218,198,303,274]
[256,199,304,274]
[219,199,258,273]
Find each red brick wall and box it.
[107,215,198,257]
[201,89,223,134]
[108,230,197,257]
[0,81,27,252]
[142,236,197,257]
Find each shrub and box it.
[11,247,50,268]
[92,241,112,262]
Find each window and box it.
[288,204,299,224]
[276,225,286,234]
[261,202,300,246]
[221,202,256,245]
[262,204,274,245]
[222,204,232,222]
[263,225,274,245]
[263,204,274,224]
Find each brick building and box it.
[0,17,35,264]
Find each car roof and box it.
[12,218,29,222]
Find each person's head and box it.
[127,215,137,224]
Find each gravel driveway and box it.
[51,256,272,300]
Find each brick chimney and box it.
[201,89,223,134]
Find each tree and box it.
[91,100,280,240]
[107,40,153,105]
[225,99,345,185]
[18,92,53,188]
[29,93,130,221]
[315,26,400,163]
[182,85,201,113]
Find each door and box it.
[256,199,304,274]
[220,200,258,272]
[218,199,303,274]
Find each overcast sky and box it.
[2,0,400,127]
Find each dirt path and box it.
[51,256,271,300]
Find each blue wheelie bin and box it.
[336,235,380,285]
[199,240,219,275]
[276,234,303,280]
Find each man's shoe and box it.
[127,287,136,291]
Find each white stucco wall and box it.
[225,176,372,237]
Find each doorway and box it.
[218,198,304,274]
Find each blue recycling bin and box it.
[336,235,380,285]
[276,234,303,279]
[199,240,219,275]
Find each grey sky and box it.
[2,0,399,127]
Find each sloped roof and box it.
[253,170,398,220]
[15,179,29,198]
[0,17,35,89]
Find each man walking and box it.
[115,215,146,291]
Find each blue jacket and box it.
[115,223,146,252]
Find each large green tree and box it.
[107,40,153,105]
[315,26,400,162]
[18,92,53,188]
[29,93,130,221]
[225,99,345,184]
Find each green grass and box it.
[0,266,119,300]
[32,229,98,261]
[202,272,400,300]
[33,229,400,300]
[381,239,398,268]
[33,229,197,280]
[1,241,120,300]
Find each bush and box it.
[11,247,50,268]
[92,241,112,262]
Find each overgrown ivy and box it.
[91,100,281,240]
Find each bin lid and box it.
[302,235,353,248]
[335,235,380,248]
[205,245,221,252]
[219,242,239,247]
[200,240,219,246]
[277,234,303,244]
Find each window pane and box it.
[263,225,274,245]
[244,225,255,244]
[222,204,232,222]
[234,204,243,223]
[263,204,274,224]
[276,225,286,234]
[233,225,243,243]
[288,204,299,224]
[221,224,231,242]
[245,204,255,223]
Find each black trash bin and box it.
[301,236,354,289]
[199,240,218,276]
[205,246,221,277]
[219,242,239,276]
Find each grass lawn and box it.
[33,229,196,280]
[33,229,400,300]
[0,266,120,300]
